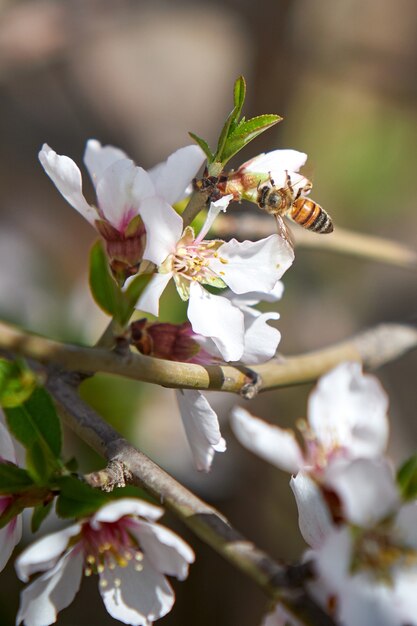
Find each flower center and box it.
[172,240,219,283]
[80,518,143,578]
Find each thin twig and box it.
[212,214,417,271]
[1,320,416,393]
[47,373,335,626]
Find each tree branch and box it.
[47,372,335,626]
[1,320,416,394]
[212,214,417,271]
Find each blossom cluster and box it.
[232,362,417,626]
[39,140,302,471]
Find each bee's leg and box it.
[285,170,294,195]
[236,365,263,399]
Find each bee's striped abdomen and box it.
[290,198,333,234]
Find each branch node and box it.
[85,460,132,492]
[239,368,263,399]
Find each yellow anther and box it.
[86,555,96,564]
[114,578,121,588]
[84,567,92,577]
[97,564,105,574]
[135,552,144,561]
[99,579,108,588]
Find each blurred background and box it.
[0,0,416,624]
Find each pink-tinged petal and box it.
[84,139,129,187]
[325,458,399,527]
[244,149,308,177]
[240,310,280,364]
[231,407,303,472]
[91,498,163,528]
[213,235,294,295]
[16,549,83,626]
[308,362,389,458]
[130,520,194,580]
[262,603,303,626]
[140,196,183,265]
[0,419,17,462]
[95,160,149,232]
[0,514,22,572]
[15,524,81,582]
[196,195,233,241]
[134,272,172,316]
[38,144,96,225]
[290,473,333,548]
[176,390,226,472]
[187,282,245,361]
[150,145,206,205]
[395,502,417,549]
[99,556,175,626]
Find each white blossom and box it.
[16,498,194,626]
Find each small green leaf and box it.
[221,114,282,164]
[188,132,213,162]
[89,240,125,321]
[233,76,246,122]
[397,454,417,499]
[31,500,53,533]
[0,359,37,408]
[26,441,50,482]
[56,476,109,519]
[0,463,34,494]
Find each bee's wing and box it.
[274,215,294,250]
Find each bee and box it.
[257,172,333,244]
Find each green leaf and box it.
[233,76,246,123]
[31,500,53,533]
[5,387,62,480]
[0,463,34,494]
[221,114,282,164]
[123,273,153,324]
[188,132,213,162]
[89,240,124,318]
[0,359,37,408]
[397,454,417,499]
[56,476,109,519]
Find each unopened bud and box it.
[95,215,146,279]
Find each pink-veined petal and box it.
[176,390,226,472]
[16,549,83,626]
[134,272,172,316]
[139,196,183,265]
[231,407,303,472]
[325,458,399,527]
[130,519,194,580]
[187,282,245,362]
[0,514,22,572]
[290,472,333,548]
[84,139,129,187]
[91,498,163,528]
[99,556,175,626]
[39,144,96,225]
[308,362,389,459]
[150,145,206,205]
[15,524,81,582]
[212,235,294,295]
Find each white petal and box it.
[262,603,303,626]
[99,556,174,626]
[91,498,163,528]
[15,524,81,582]
[130,520,194,580]
[196,195,233,241]
[16,549,83,626]
[0,419,17,462]
[308,362,389,458]
[212,235,294,295]
[134,272,172,316]
[187,282,245,361]
[393,568,417,623]
[95,160,150,232]
[231,407,303,472]
[149,145,206,205]
[314,525,352,592]
[290,473,333,548]
[325,458,399,526]
[240,310,281,364]
[0,514,21,572]
[139,196,183,266]
[337,576,399,626]
[38,144,96,225]
[244,149,308,176]
[230,280,285,307]
[84,139,129,186]
[176,389,225,472]
[394,502,417,549]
